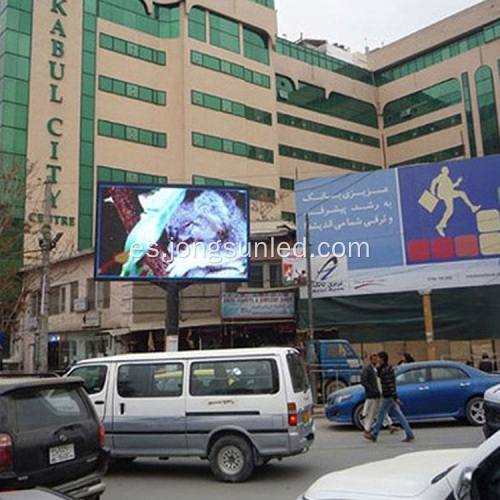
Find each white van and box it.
[66,347,314,482]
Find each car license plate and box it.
[49,443,75,465]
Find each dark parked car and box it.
[326,360,500,428]
[0,377,108,499]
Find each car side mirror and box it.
[456,468,473,500]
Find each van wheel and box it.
[465,397,485,426]
[325,379,347,398]
[209,435,254,482]
[353,404,365,430]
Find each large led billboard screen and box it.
[296,156,500,297]
[95,184,249,281]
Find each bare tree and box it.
[0,154,35,350]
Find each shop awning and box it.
[98,328,131,337]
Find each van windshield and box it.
[287,352,310,393]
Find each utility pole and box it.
[305,213,317,403]
[35,177,52,373]
[420,289,436,361]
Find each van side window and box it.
[117,363,184,398]
[287,352,310,393]
[68,365,108,395]
[190,360,279,396]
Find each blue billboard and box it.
[296,157,500,296]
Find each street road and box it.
[102,418,485,500]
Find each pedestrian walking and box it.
[360,353,396,438]
[365,351,415,443]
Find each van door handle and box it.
[120,403,125,415]
[94,401,104,405]
[460,382,471,387]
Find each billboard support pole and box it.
[155,282,191,352]
[305,213,318,404]
[420,290,436,361]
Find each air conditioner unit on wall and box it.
[73,298,88,313]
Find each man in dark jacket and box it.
[360,353,394,437]
[365,351,415,443]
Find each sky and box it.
[275,0,485,53]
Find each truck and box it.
[305,338,363,400]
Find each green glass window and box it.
[386,114,462,147]
[390,145,465,168]
[474,65,500,156]
[279,144,380,172]
[99,33,166,66]
[276,76,378,128]
[280,177,294,190]
[210,13,239,54]
[247,0,275,8]
[277,112,380,148]
[192,132,273,163]
[461,73,477,157]
[98,166,167,185]
[99,75,166,106]
[191,50,270,89]
[98,119,167,148]
[98,0,179,39]
[193,175,275,202]
[275,37,372,85]
[188,7,206,42]
[375,19,500,86]
[191,90,271,125]
[243,26,269,65]
[383,79,462,127]
[282,211,296,223]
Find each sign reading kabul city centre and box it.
[296,156,500,297]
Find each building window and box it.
[49,285,69,316]
[99,76,166,106]
[390,145,465,168]
[98,120,167,148]
[461,73,477,158]
[209,13,240,54]
[191,90,271,125]
[243,27,269,65]
[98,0,180,38]
[188,6,206,41]
[69,282,78,313]
[280,177,295,190]
[98,166,167,185]
[386,114,462,147]
[192,132,274,163]
[279,144,380,172]
[192,175,275,203]
[383,79,462,127]
[247,261,283,289]
[99,33,166,65]
[277,112,380,148]
[191,50,270,89]
[475,65,500,155]
[276,77,378,128]
[275,37,372,85]
[87,280,110,310]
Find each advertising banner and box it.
[296,157,500,296]
[95,184,249,281]
[222,292,295,320]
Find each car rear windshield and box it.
[287,352,310,393]
[10,386,93,432]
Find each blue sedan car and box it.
[326,360,500,429]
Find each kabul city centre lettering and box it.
[42,1,74,227]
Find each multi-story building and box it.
[2,0,499,370]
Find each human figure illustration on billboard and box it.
[422,166,481,237]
